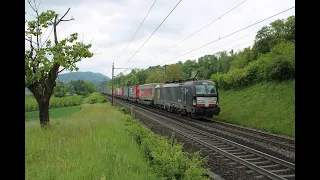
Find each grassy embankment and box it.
[26,103,209,180]
[215,80,294,137]
[26,104,158,179]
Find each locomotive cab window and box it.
[195,84,217,95]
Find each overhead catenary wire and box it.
[215,40,255,55]
[160,6,295,65]
[120,40,255,75]
[154,0,249,59]
[123,32,256,73]
[195,32,256,56]
[120,0,182,69]
[114,0,157,63]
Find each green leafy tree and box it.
[53,81,68,97]
[181,60,198,78]
[251,16,295,60]
[69,80,96,97]
[230,47,252,70]
[166,64,185,81]
[146,70,164,83]
[25,1,94,128]
[216,51,234,73]
[136,69,150,85]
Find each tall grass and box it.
[215,80,295,137]
[25,103,158,180]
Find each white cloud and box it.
[25,0,295,78]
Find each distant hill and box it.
[57,71,110,84]
[25,71,110,93]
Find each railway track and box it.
[207,119,295,150]
[109,96,295,180]
[106,94,295,161]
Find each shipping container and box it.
[106,89,112,95]
[121,88,124,97]
[139,83,158,101]
[123,87,129,98]
[128,85,139,100]
[116,88,122,96]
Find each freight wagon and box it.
[123,87,129,100]
[138,83,159,106]
[115,88,122,97]
[128,85,139,102]
[105,89,112,95]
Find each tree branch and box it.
[41,27,54,48]
[60,18,75,22]
[57,68,66,74]
[56,8,72,26]
[28,0,41,50]
[27,0,37,13]
[28,36,34,62]
[53,15,58,44]
[27,36,40,72]
[52,15,61,76]
[36,20,40,50]
[25,37,37,45]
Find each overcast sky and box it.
[25,0,295,78]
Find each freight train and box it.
[105,80,220,119]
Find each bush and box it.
[25,92,107,112]
[25,95,83,112]
[50,95,83,108]
[264,57,295,81]
[25,96,38,112]
[124,116,209,180]
[83,92,107,104]
[211,41,295,90]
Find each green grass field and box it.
[25,105,82,122]
[215,80,295,137]
[25,103,158,180]
[25,95,83,112]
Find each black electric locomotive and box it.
[153,80,220,119]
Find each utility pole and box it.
[102,78,105,94]
[111,63,132,106]
[164,64,167,83]
[111,62,114,106]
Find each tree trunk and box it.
[27,72,57,128]
[38,98,50,128]
[28,85,52,129]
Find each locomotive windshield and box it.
[195,84,217,95]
